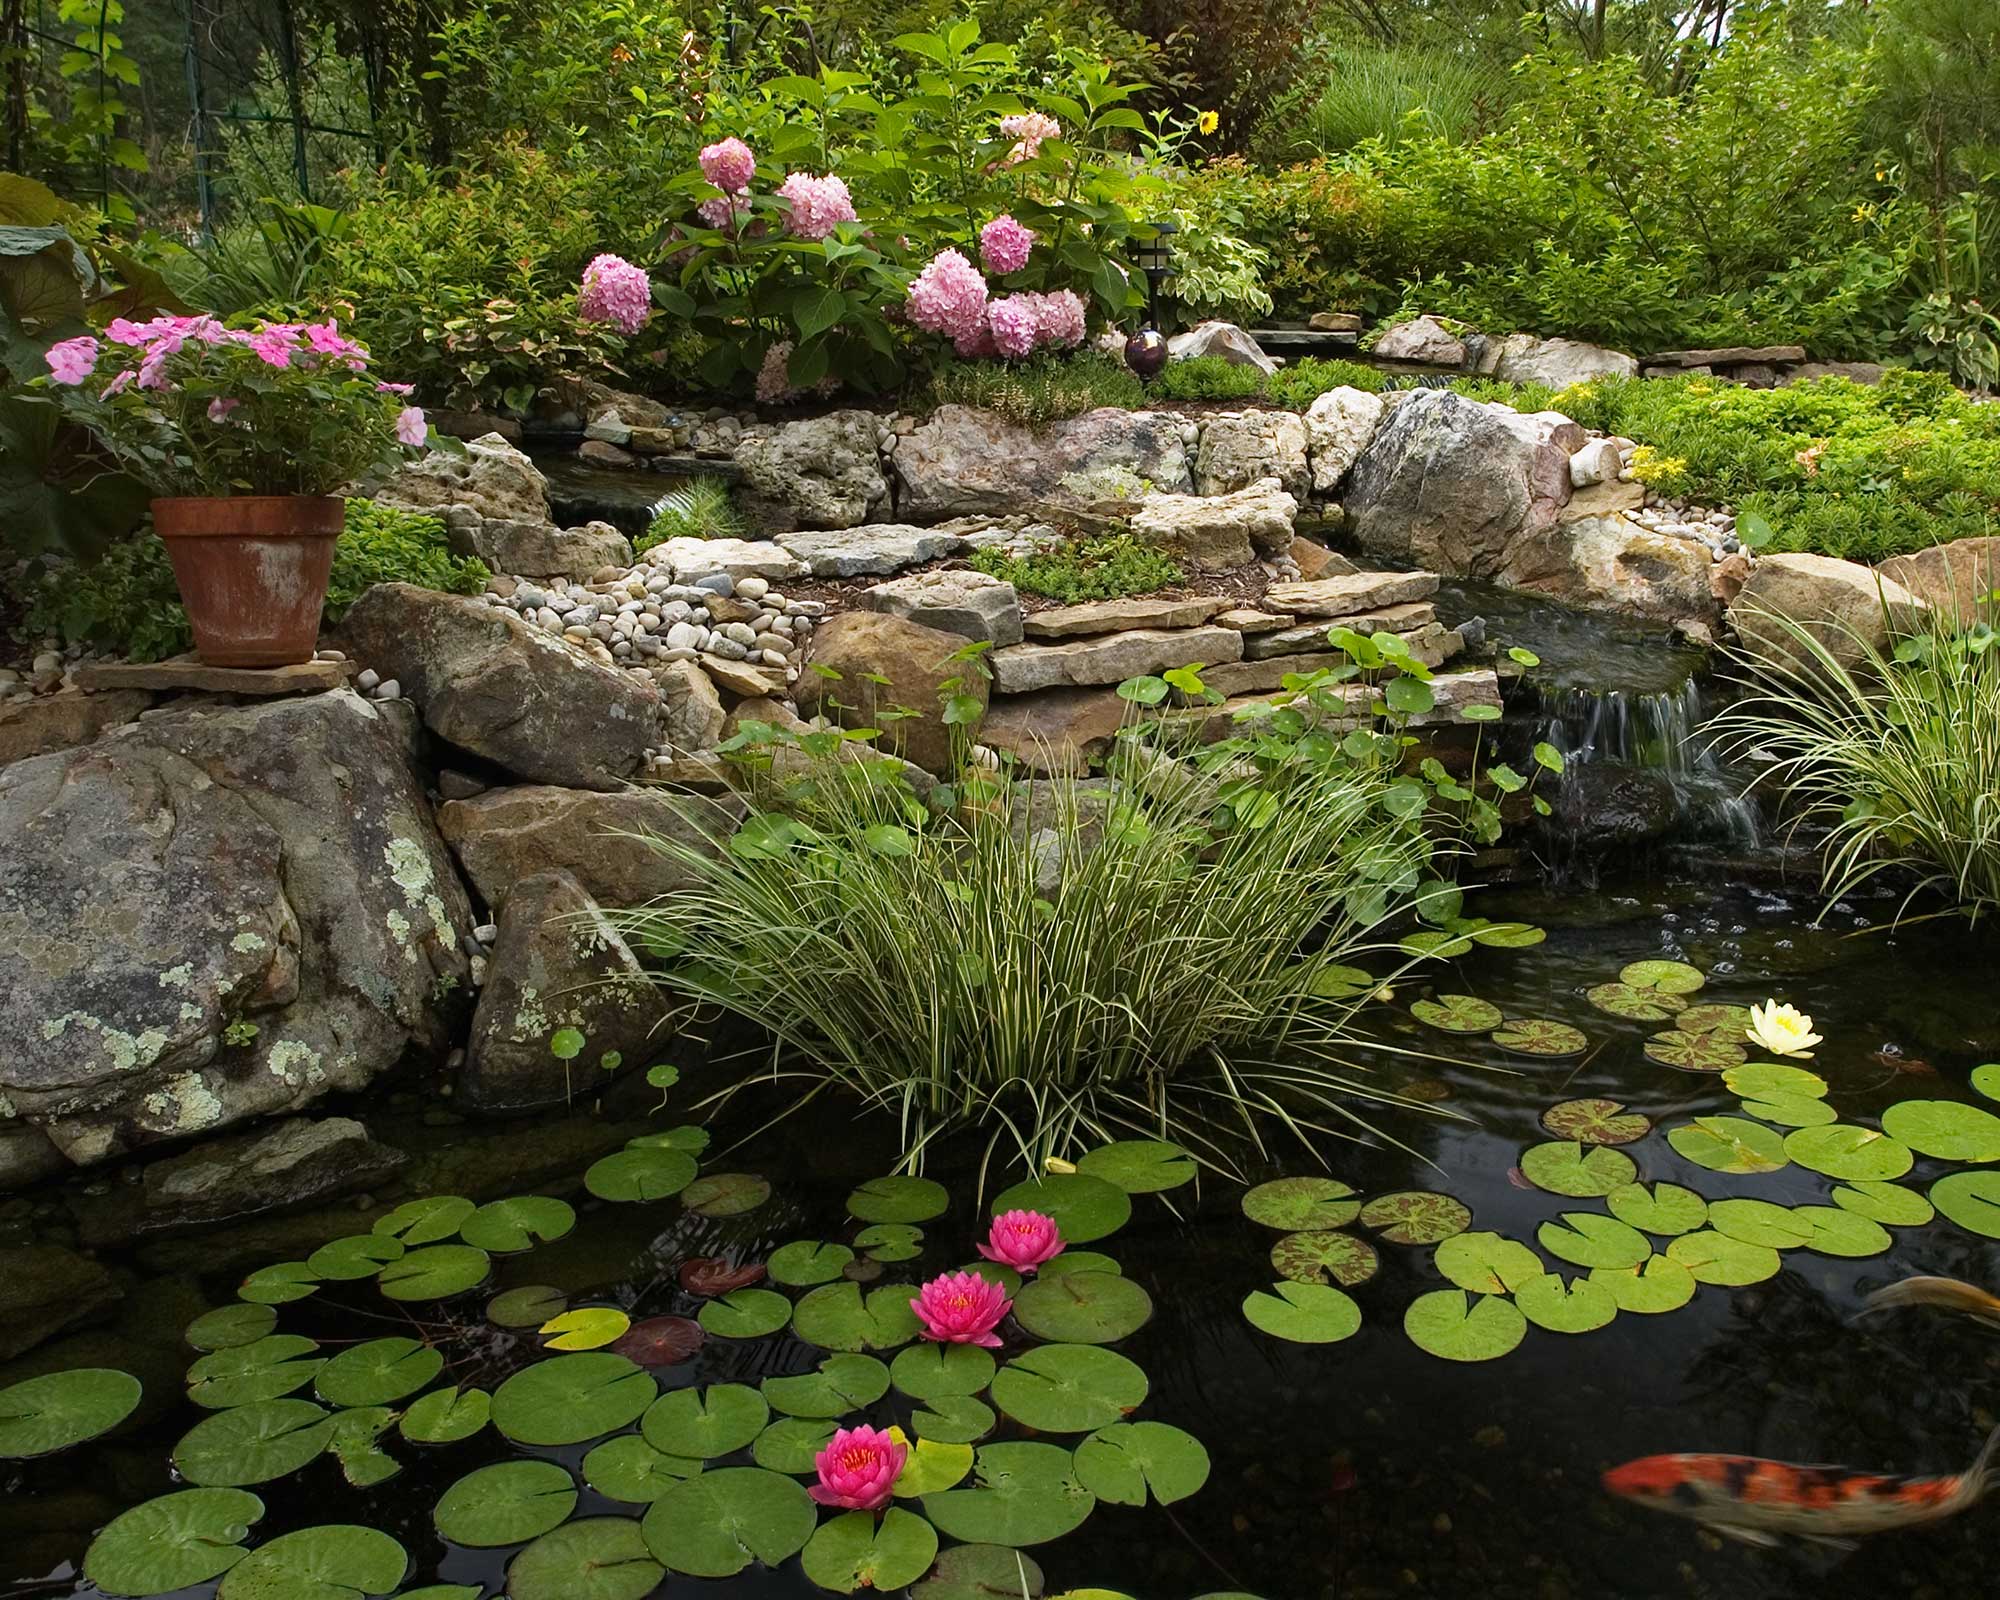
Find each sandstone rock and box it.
[1264,570,1439,616]
[735,410,890,531]
[656,659,726,752]
[1876,537,2000,627]
[73,659,343,695]
[1289,536,1354,580]
[1373,315,1467,366]
[700,656,787,697]
[1647,344,1807,368]
[894,406,1193,522]
[1567,440,1622,488]
[1497,514,1716,623]
[1194,411,1309,498]
[991,625,1243,694]
[1709,552,1752,608]
[1243,602,1437,659]
[1128,481,1296,569]
[1561,477,1646,519]
[1303,387,1386,494]
[461,870,672,1114]
[575,380,672,430]
[0,1245,120,1359]
[1214,608,1295,634]
[338,585,660,790]
[577,440,637,468]
[1491,335,1638,387]
[1208,627,1458,695]
[0,690,151,769]
[797,612,990,773]
[1024,596,1228,638]
[1168,321,1278,374]
[1727,553,1928,672]
[977,687,1132,777]
[648,537,807,584]
[856,570,1023,646]
[778,523,968,577]
[458,517,633,581]
[131,1116,406,1236]
[1308,311,1363,333]
[377,432,551,523]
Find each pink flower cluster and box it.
[756,340,799,404]
[999,111,1060,165]
[979,214,1035,275]
[579,253,652,335]
[45,336,98,386]
[907,245,1088,361]
[777,172,856,242]
[810,1424,906,1511]
[906,248,990,344]
[697,191,750,229]
[699,136,755,194]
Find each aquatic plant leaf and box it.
[1585,982,1687,1022]
[992,1345,1147,1433]
[1736,1090,1837,1128]
[752,1415,837,1474]
[1514,1272,1618,1333]
[922,1441,1096,1547]
[1073,1421,1210,1507]
[1929,1170,2000,1238]
[991,1174,1131,1243]
[891,1343,997,1401]
[683,1172,772,1217]
[769,1240,855,1286]
[1881,1100,2000,1163]
[1540,1099,1649,1146]
[1492,1018,1588,1057]
[641,1382,769,1458]
[698,1288,792,1339]
[506,1518,663,1600]
[540,1307,632,1351]
[609,1315,704,1367]
[1410,994,1503,1034]
[1972,1064,2000,1104]
[237,1261,320,1305]
[306,1235,405,1282]
[486,1285,566,1329]
[0,1368,142,1458]
[185,1335,320,1409]
[1644,1030,1746,1072]
[1400,930,1473,958]
[1706,1199,1813,1249]
[1075,1139,1197,1193]
[1240,1281,1361,1343]
[761,1353,891,1418]
[847,1176,951,1224]
[1784,1124,1912,1181]
[1789,1205,1892,1257]
[1435,1231,1543,1294]
[1675,1003,1754,1037]
[315,1338,442,1407]
[631,1124,711,1154]
[1665,1230,1780,1286]
[1013,1271,1153,1343]
[1403,1290,1525,1361]
[962,1261,1022,1296]
[894,1435,975,1495]
[910,1544,1044,1600]
[1270,1230,1379,1287]
[398,1385,488,1445]
[393,1589,479,1600]
[1831,1180,1934,1227]
[585,1434,703,1501]
[859,1223,925,1262]
[185,1303,278,1352]
[327,1407,399,1489]
[1607,1182,1707,1236]
[1039,1251,1121,1279]
[215,1524,406,1600]
[174,1398,330,1486]
[458,1196,575,1253]
[1619,959,1705,994]
[433,1460,576,1546]
[1537,1214,1652,1271]
[584,1146,696,1203]
[1307,963,1375,998]
[678,1257,767,1296]
[372,1196,473,1246]
[1467,921,1546,948]
[803,1507,939,1594]
[792,1281,922,1351]
[1519,1141,1635,1197]
[1668,1116,1788,1175]
[912,1393,998,1444]
[1590,1256,1697,1314]
[1241,1176,1360,1231]
[377,1244,489,1302]
[641,1467,816,1575]
[1724,1062,1829,1099]
[491,1353,653,1447]
[1358,1190,1472,1243]
[82,1488,263,1596]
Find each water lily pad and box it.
[1492,1019,1589,1058]
[434,1460,576,1546]
[377,1244,490,1302]
[991,1174,1131,1243]
[487,1285,566,1328]
[1013,1271,1152,1344]
[1411,994,1503,1034]
[186,1303,278,1352]
[1241,1176,1360,1231]
[992,1345,1148,1432]
[1607,1181,1707,1236]
[633,1123,711,1154]
[1789,1205,1892,1257]
[585,1146,697,1203]
[458,1196,575,1253]
[962,1261,1023,1296]
[1075,1140,1197,1193]
[768,1240,855,1286]
[1541,1099,1649,1145]
[1586,982,1688,1022]
[316,1338,442,1407]
[678,1257,767,1296]
[1519,1141,1636,1197]
[641,1383,769,1458]
[1435,1231,1544,1294]
[1537,1214,1652,1271]
[803,1507,938,1594]
[1240,1281,1361,1343]
[912,1393,998,1444]
[858,1224,925,1263]
[1073,1421,1210,1506]
[491,1352,653,1447]
[847,1175,950,1224]
[922,1441,1096,1547]
[761,1353,891,1418]
[399,1385,488,1445]
[1973,1064,2000,1103]
[539,1307,631,1352]
[1669,1116,1789,1174]
[186,1336,321,1409]
[1514,1272,1618,1333]
[1736,1090,1838,1129]
[237,1261,320,1305]
[326,1407,398,1489]
[1039,1251,1121,1279]
[1621,959,1705,994]
[1881,1100,2000,1163]
[216,1525,406,1600]
[1645,1030,1746,1072]
[506,1519,663,1600]
[584,1434,704,1501]
[1270,1230,1379,1287]
[1706,1198,1813,1249]
[1666,1230,1781,1286]
[1785,1124,1913,1181]
[1930,1170,2000,1238]
[910,1545,1044,1600]
[751,1416,837,1474]
[373,1196,473,1246]
[174,1398,330,1486]
[0,1369,142,1458]
[792,1281,922,1351]
[1725,1062,1830,1099]
[609,1315,705,1368]
[641,1467,816,1576]
[894,1435,975,1496]
[1675,1003,1754,1037]
[891,1343,997,1401]
[1358,1190,1473,1243]
[1403,1290,1526,1362]
[683,1172,772,1217]
[83,1488,264,1596]
[698,1288,792,1339]
[306,1235,406,1282]
[1590,1256,1697,1314]
[1832,1180,1934,1227]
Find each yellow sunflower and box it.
[1197,110,1219,135]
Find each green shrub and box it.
[637,478,744,552]
[917,352,1148,426]
[1265,357,1388,408]
[328,502,490,619]
[1151,356,1268,402]
[971,534,1184,603]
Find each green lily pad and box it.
[1706,1198,1813,1249]
[1075,1140,1197,1193]
[1736,1090,1838,1129]
[377,1244,490,1302]
[539,1307,632,1352]
[215,1525,406,1600]
[1073,1421,1210,1507]
[1665,1230,1781,1286]
[1676,1003,1755,1037]
[314,1338,442,1408]
[1435,1231,1543,1294]
[1725,1061,1830,1099]
[83,1488,264,1596]
[1403,1290,1526,1361]
[1411,994,1503,1034]
[803,1507,939,1594]
[1790,1205,1892,1257]
[1621,959,1705,994]
[768,1240,855,1286]
[399,1385,488,1445]
[1241,1176,1360,1231]
[306,1234,405,1282]
[458,1195,575,1253]
[1013,1271,1152,1343]
[185,1303,278,1352]
[1270,1230,1379,1287]
[1973,1063,2000,1103]
[1039,1251,1121,1279]
[1586,982,1688,1022]
[1930,1170,2000,1238]
[1537,1214,1652,1271]
[0,1369,142,1458]
[1519,1141,1636,1197]
[1240,1280,1361,1343]
[891,1342,997,1402]
[373,1196,474,1246]
[174,1398,330,1486]
[1669,1116,1789,1174]
[962,1261,1024,1296]
[506,1519,664,1600]
[491,1352,653,1447]
[1491,1018,1589,1058]
[1881,1100,2000,1163]
[641,1382,769,1458]
[585,1146,697,1203]
[792,1281,922,1351]
[990,1174,1131,1243]
[632,1123,711,1154]
[1590,1256,1697,1314]
[922,1441,1096,1547]
[641,1467,816,1576]
[1785,1124,1913,1181]
[1358,1190,1472,1243]
[683,1172,772,1217]
[584,1434,703,1501]
[910,1544,1044,1600]
[698,1288,793,1339]
[1514,1273,1618,1333]
[1645,1030,1747,1072]
[895,1436,975,1496]
[1541,1099,1649,1146]
[326,1406,398,1489]
[991,1345,1148,1432]
[1607,1181,1708,1236]
[761,1353,891,1418]
[186,1336,321,1409]
[751,1416,836,1474]
[434,1460,576,1546]
[237,1261,320,1306]
[912,1393,998,1444]
[487,1285,567,1328]
[1832,1180,1935,1227]
[858,1223,925,1263]
[847,1175,950,1224]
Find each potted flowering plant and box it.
[35,315,433,666]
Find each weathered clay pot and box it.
[153,496,342,667]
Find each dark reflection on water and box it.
[5,870,1998,1600]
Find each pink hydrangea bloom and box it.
[910,1270,1010,1348]
[809,1425,906,1511]
[953,319,997,359]
[206,397,240,423]
[579,253,653,335]
[756,340,799,404]
[999,111,1060,165]
[699,137,756,193]
[777,173,856,242]
[988,294,1041,358]
[979,1210,1064,1272]
[907,248,989,340]
[44,336,98,385]
[1032,288,1087,350]
[980,214,1035,275]
[696,192,750,230]
[395,406,428,447]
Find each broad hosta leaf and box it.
[641,1383,769,1458]
[306,1235,405,1282]
[585,1434,703,1501]
[1073,1421,1210,1506]
[683,1172,772,1217]
[991,1345,1147,1432]
[1519,1141,1635,1197]
[459,1195,575,1253]
[922,1441,1096,1547]
[1541,1099,1649,1146]
[0,1368,141,1458]
[1645,1030,1746,1073]
[434,1460,576,1546]
[912,1393,998,1445]
[377,1245,490,1302]
[185,1304,277,1352]
[769,1240,856,1286]
[610,1315,705,1367]
[1930,1170,2000,1238]
[698,1288,792,1339]
[1012,1271,1152,1343]
[803,1507,939,1594]
[1492,1018,1588,1057]
[1514,1273,1618,1334]
[1784,1125,1912,1181]
[1536,1214,1651,1271]
[1270,1230,1379,1287]
[585,1146,697,1203]
[847,1176,951,1223]
[1607,1181,1708,1236]
[1789,1205,1892,1257]
[1669,1116,1788,1175]
[487,1285,567,1328]
[399,1385,488,1445]
[1410,994,1503,1034]
[1590,1257,1697,1314]
[1357,1190,1471,1243]
[792,1281,922,1351]
[1665,1230,1780,1286]
[1832,1180,1934,1227]
[1706,1199,1812,1249]
[641,1468,816,1576]
[910,1544,1045,1600]
[1403,1290,1526,1362]
[762,1353,891,1418]
[1075,1140,1196,1193]
[491,1353,653,1447]
[1724,1062,1829,1099]
[752,1416,836,1474]
[1620,959,1705,994]
[1434,1231,1542,1295]
[1240,1281,1361,1343]
[174,1399,330,1486]
[215,1525,406,1600]
[83,1488,264,1596]
[506,1519,663,1600]
[1241,1177,1360,1231]
[1881,1100,2000,1163]
[1586,983,1688,1023]
[891,1342,997,1401]
[372,1196,473,1246]
[990,1174,1131,1243]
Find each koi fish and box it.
[1602,1425,2000,1547]
[1862,1275,2000,1330]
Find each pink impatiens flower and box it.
[979,214,1035,275]
[206,397,240,423]
[395,406,428,447]
[44,336,98,385]
[579,253,652,335]
[979,1209,1064,1273]
[906,248,989,340]
[699,136,756,193]
[249,326,298,369]
[808,1424,906,1511]
[777,172,856,242]
[911,1270,1010,1348]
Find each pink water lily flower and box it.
[980,1209,1063,1273]
[911,1269,1010,1347]
[809,1423,906,1511]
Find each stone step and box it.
[1204,624,1458,697]
[1242,602,1436,659]
[1023,595,1230,639]
[1213,607,1295,634]
[991,625,1243,694]
[74,656,351,696]
[1262,570,1439,616]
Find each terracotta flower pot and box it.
[153,496,343,668]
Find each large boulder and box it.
[1875,537,2000,628]
[1344,390,1582,575]
[1168,322,1277,374]
[893,406,1194,522]
[796,612,990,773]
[1498,514,1717,623]
[978,686,1132,777]
[0,690,471,1169]
[1373,315,1467,366]
[125,1116,406,1238]
[1490,335,1639,387]
[0,689,151,770]
[1129,481,1297,569]
[1727,554,1928,672]
[1194,411,1309,499]
[856,570,1024,645]
[991,626,1244,694]
[735,410,889,531]
[376,432,552,524]
[1303,387,1385,495]
[339,584,660,790]
[456,518,633,582]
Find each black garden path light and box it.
[1124,220,1178,379]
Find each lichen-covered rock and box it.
[735,410,889,531]
[856,569,1024,645]
[1498,514,1717,623]
[376,431,552,523]
[1194,411,1309,498]
[126,1116,406,1237]
[1727,553,1929,672]
[893,406,1194,522]
[338,584,660,790]
[0,690,470,1169]
[1128,480,1297,569]
[1303,387,1385,495]
[796,612,989,773]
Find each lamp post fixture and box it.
[1124,221,1177,380]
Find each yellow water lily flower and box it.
[1197,110,1220,135]
[1044,1155,1077,1175]
[1746,1000,1822,1058]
